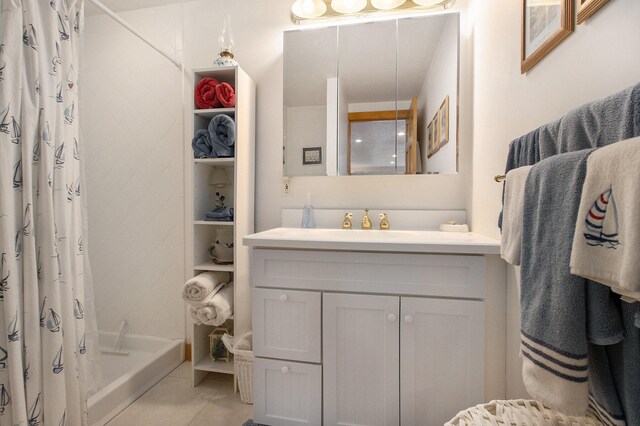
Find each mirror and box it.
[283,13,460,176]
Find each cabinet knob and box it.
[281,366,290,374]
[404,315,414,323]
[387,314,397,322]
[279,295,288,302]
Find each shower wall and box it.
[81,5,185,339]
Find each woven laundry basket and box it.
[445,400,603,426]
[234,348,254,404]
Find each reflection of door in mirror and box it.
[347,96,418,175]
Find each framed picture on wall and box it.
[303,147,322,165]
[438,96,449,148]
[577,0,608,24]
[521,0,574,74]
[426,117,438,159]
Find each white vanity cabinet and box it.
[244,228,505,426]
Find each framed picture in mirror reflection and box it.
[427,117,438,159]
[303,147,322,165]
[438,96,449,148]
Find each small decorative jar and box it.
[209,327,232,363]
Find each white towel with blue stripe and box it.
[570,136,640,301]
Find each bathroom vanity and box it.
[244,221,506,426]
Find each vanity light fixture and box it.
[291,0,455,24]
[291,0,327,19]
[355,138,363,143]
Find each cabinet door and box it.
[253,358,322,426]
[323,293,400,426]
[253,288,321,363]
[400,297,484,426]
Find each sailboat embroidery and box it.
[0,253,9,300]
[37,247,42,280]
[24,363,30,382]
[43,121,52,147]
[74,12,80,34]
[67,65,74,89]
[23,203,32,236]
[55,81,63,103]
[51,42,62,74]
[58,12,70,41]
[40,297,47,327]
[77,234,84,255]
[33,140,40,164]
[0,346,6,369]
[59,409,67,426]
[73,138,79,160]
[55,143,65,167]
[584,187,621,249]
[8,311,19,342]
[10,117,20,144]
[46,309,61,333]
[79,334,86,354]
[27,392,42,426]
[74,178,81,197]
[64,101,74,124]
[66,184,73,202]
[0,103,9,134]
[74,299,84,319]
[13,160,22,189]
[0,384,10,415]
[35,77,40,94]
[14,231,21,259]
[52,345,64,374]
[23,25,38,50]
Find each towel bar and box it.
[494,175,506,183]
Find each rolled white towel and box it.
[181,271,230,306]
[195,282,234,326]
[188,307,202,325]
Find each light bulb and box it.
[292,0,327,18]
[355,139,363,143]
[303,0,314,14]
[371,0,405,10]
[412,0,442,6]
[331,0,367,13]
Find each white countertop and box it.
[243,227,500,255]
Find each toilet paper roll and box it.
[439,223,469,233]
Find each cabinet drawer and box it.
[253,288,321,363]
[252,249,485,299]
[253,358,322,426]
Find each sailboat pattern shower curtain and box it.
[0,0,88,424]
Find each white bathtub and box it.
[88,332,184,426]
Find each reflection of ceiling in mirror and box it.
[350,120,406,175]
[284,14,448,107]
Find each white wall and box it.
[81,5,185,339]
[420,14,458,174]
[471,0,640,398]
[285,105,326,176]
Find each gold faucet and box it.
[379,213,390,230]
[361,209,372,230]
[342,212,353,229]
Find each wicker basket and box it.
[445,400,603,426]
[234,349,253,404]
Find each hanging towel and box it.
[195,77,222,109]
[192,128,214,158]
[181,271,230,305]
[208,114,236,157]
[545,83,640,158]
[195,282,234,326]
[215,82,236,108]
[570,136,640,301]
[500,165,533,266]
[189,307,202,325]
[519,149,624,416]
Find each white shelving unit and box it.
[186,65,255,386]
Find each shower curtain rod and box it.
[86,0,183,69]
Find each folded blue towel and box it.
[520,149,625,417]
[192,129,214,158]
[204,207,234,222]
[208,114,235,157]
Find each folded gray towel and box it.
[192,129,213,158]
[208,114,235,157]
[520,149,624,416]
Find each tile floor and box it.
[107,362,253,426]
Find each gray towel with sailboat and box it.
[520,149,625,419]
[208,114,235,157]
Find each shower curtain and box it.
[0,0,90,424]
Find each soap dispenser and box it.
[301,193,316,228]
